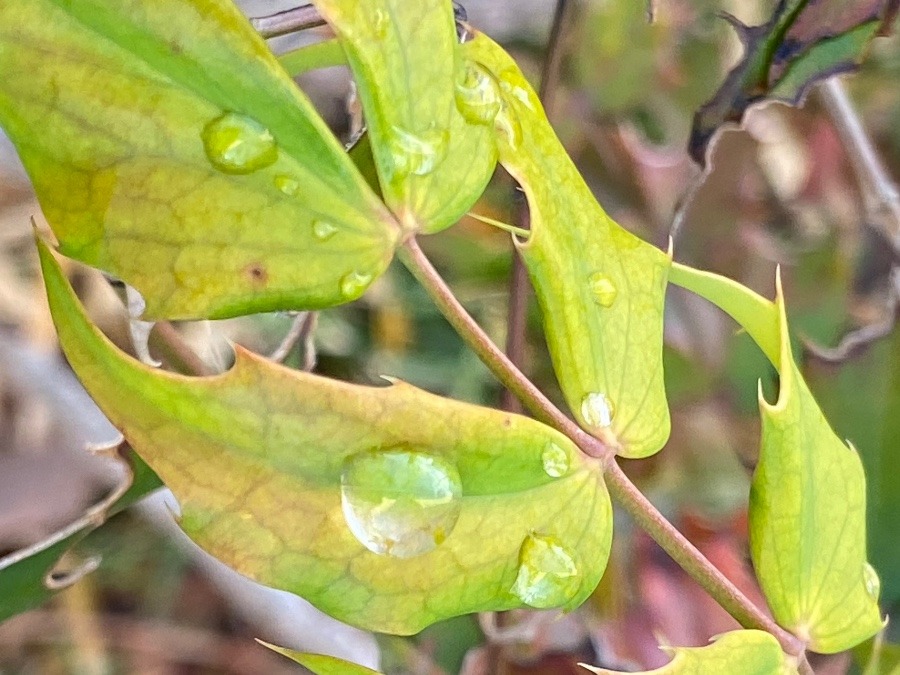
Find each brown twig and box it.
[503,0,574,413]
[250,5,326,39]
[149,322,211,377]
[269,312,319,370]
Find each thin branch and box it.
[401,237,806,659]
[250,5,326,39]
[269,312,319,369]
[150,322,211,377]
[503,0,574,412]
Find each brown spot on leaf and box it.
[244,263,268,285]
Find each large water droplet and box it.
[340,270,373,298]
[275,175,299,196]
[588,273,618,308]
[455,61,502,126]
[202,112,278,174]
[494,99,523,150]
[313,220,338,241]
[511,533,581,608]
[340,449,463,558]
[389,125,449,177]
[863,563,881,600]
[581,392,615,428]
[541,442,570,478]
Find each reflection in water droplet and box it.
[373,8,389,38]
[511,533,581,608]
[455,61,502,126]
[494,99,523,150]
[202,112,278,174]
[389,125,449,177]
[864,563,881,600]
[275,175,299,196]
[588,273,618,308]
[340,270,373,298]
[341,449,463,558]
[581,392,615,428]
[313,220,338,241]
[541,442,570,478]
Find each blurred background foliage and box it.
[0,0,898,672]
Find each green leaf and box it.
[0,0,399,320]
[690,0,898,163]
[0,442,162,622]
[258,641,382,674]
[38,239,613,635]
[314,0,496,233]
[466,34,671,458]
[278,39,348,77]
[750,273,883,653]
[580,630,797,675]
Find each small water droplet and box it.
[340,449,463,558]
[581,392,615,428]
[275,175,299,196]
[388,125,449,177]
[494,99,523,150]
[455,61,502,126]
[588,273,618,308]
[202,112,278,174]
[313,220,338,241]
[340,270,373,298]
[541,442,570,478]
[511,533,581,608]
[864,563,881,600]
[373,8,389,38]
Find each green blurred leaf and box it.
[258,641,382,674]
[690,0,898,163]
[467,34,671,458]
[278,39,348,77]
[39,239,613,635]
[314,0,496,233]
[580,630,797,675]
[0,443,162,622]
[0,0,399,320]
[750,274,882,653]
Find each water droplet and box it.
[494,99,523,150]
[864,563,881,600]
[275,175,299,196]
[313,220,338,241]
[581,392,615,428]
[454,61,502,126]
[588,273,618,308]
[340,270,373,298]
[511,533,581,608]
[202,112,278,174]
[340,449,463,558]
[388,125,449,177]
[541,442,570,478]
[373,8,389,38]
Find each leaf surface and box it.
[0,0,399,319]
[468,35,671,458]
[38,240,613,635]
[750,273,883,653]
[580,630,797,675]
[258,642,382,675]
[690,0,898,164]
[314,0,496,233]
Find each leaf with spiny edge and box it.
[313,0,497,233]
[258,641,382,675]
[750,271,883,653]
[579,630,797,675]
[690,0,898,164]
[0,0,399,320]
[38,238,613,635]
[466,34,671,459]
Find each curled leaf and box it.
[466,34,671,458]
[39,239,613,635]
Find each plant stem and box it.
[502,0,573,413]
[250,5,325,39]
[401,236,806,659]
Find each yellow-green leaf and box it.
[38,239,613,635]
[0,0,399,320]
[580,630,797,675]
[751,273,883,653]
[466,34,671,458]
[258,642,382,675]
[314,0,496,233]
